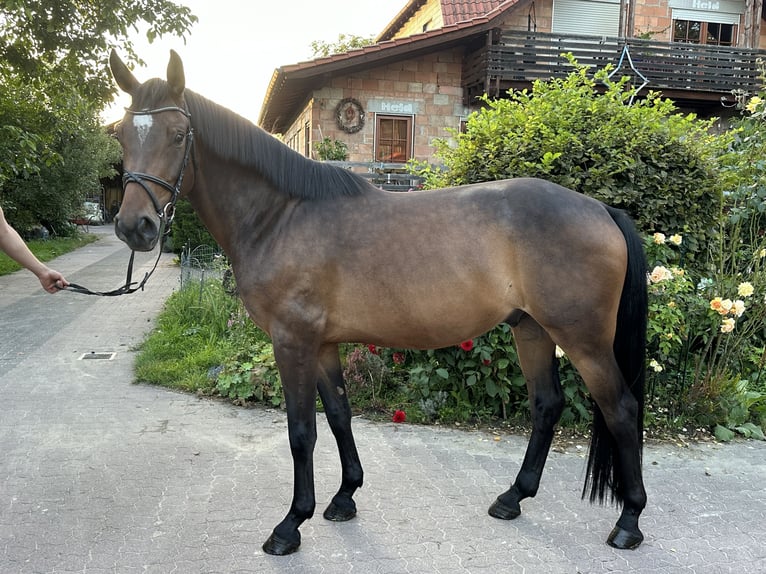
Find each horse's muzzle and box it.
[114,214,160,252]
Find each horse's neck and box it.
[187,157,290,258]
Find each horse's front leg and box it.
[262,336,320,556]
[316,344,364,521]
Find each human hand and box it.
[38,268,70,293]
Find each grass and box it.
[134,280,263,393]
[0,233,100,275]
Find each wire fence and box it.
[179,244,230,302]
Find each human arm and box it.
[0,207,69,293]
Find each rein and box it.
[65,105,194,297]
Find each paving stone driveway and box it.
[1,228,764,573]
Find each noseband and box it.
[122,105,195,231]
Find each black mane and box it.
[131,78,371,199]
[180,87,371,199]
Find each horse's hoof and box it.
[262,530,301,556]
[607,525,644,550]
[323,499,357,522]
[488,497,521,520]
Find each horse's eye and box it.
[174,132,185,144]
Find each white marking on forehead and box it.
[132,114,153,146]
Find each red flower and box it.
[392,410,406,423]
[459,340,474,351]
[367,344,378,355]
[483,359,491,366]
[392,352,405,365]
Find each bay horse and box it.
[109,50,648,556]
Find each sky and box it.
[103,0,403,124]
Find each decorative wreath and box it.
[335,97,365,134]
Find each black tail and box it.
[583,206,647,505]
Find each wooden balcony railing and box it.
[464,30,766,100]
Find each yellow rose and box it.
[733,300,746,317]
[669,234,683,246]
[720,318,736,333]
[653,232,666,245]
[710,297,723,312]
[737,282,754,298]
[746,96,763,113]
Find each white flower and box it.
[649,266,673,283]
[732,300,746,317]
[649,359,664,373]
[720,318,736,333]
[653,232,666,245]
[669,234,683,246]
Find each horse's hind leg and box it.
[489,314,563,520]
[570,349,646,549]
[316,344,364,522]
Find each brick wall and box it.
[282,48,468,165]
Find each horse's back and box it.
[265,177,629,349]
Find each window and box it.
[304,122,310,157]
[375,115,413,163]
[672,19,736,46]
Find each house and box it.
[257,0,766,166]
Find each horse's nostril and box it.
[138,216,157,238]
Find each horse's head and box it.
[109,49,194,251]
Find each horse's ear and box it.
[167,50,185,98]
[109,49,140,95]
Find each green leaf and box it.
[714,425,736,442]
[435,368,450,380]
[736,423,765,440]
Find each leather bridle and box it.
[65,105,195,297]
[121,105,195,231]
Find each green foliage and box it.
[643,228,765,438]
[314,137,349,161]
[1,0,195,234]
[135,279,253,393]
[310,34,375,59]
[216,341,282,406]
[0,1,197,104]
[0,233,98,276]
[170,198,218,252]
[416,55,726,259]
[1,75,122,234]
[370,326,590,427]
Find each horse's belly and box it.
[328,283,516,349]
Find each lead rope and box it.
[64,221,167,297]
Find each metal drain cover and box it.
[79,352,116,360]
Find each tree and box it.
[310,34,375,58]
[0,0,196,232]
[0,0,197,104]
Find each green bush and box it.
[314,137,348,161]
[170,198,218,252]
[417,54,727,260]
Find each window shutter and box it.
[552,0,621,36]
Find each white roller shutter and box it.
[552,0,620,36]
[671,8,741,24]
